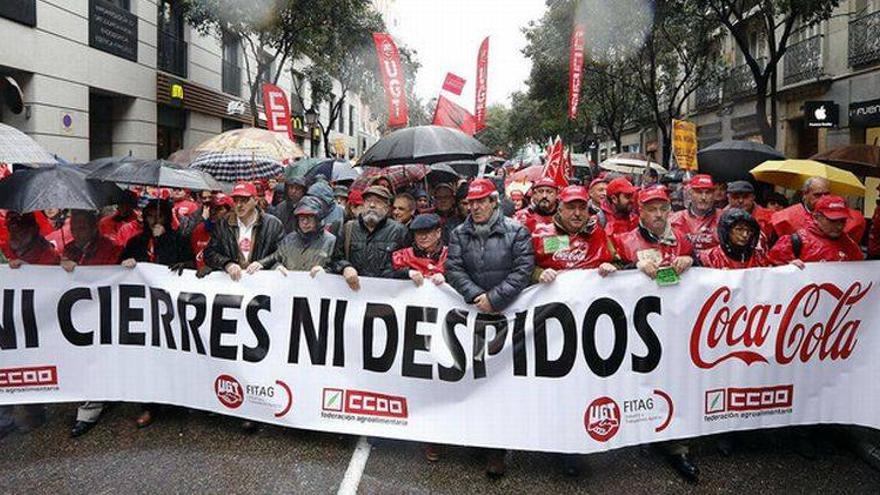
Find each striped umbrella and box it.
[190,152,283,182]
[0,123,57,165]
[192,128,304,164]
[351,165,430,193]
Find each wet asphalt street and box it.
[1,403,878,494]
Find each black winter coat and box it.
[121,229,194,267]
[204,211,284,270]
[330,215,407,278]
[446,212,535,311]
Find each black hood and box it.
[718,208,759,262]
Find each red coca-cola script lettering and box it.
[690,282,872,369]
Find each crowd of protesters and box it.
[1,161,879,482]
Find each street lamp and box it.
[305,107,318,157]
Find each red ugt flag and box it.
[442,72,466,96]
[474,37,489,131]
[372,33,409,128]
[433,95,476,135]
[568,23,586,120]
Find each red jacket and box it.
[698,245,768,269]
[868,206,879,258]
[670,208,721,251]
[767,222,864,265]
[600,201,639,237]
[99,212,142,247]
[63,235,122,266]
[531,219,613,271]
[514,207,554,233]
[772,203,865,243]
[190,222,213,270]
[6,236,60,265]
[391,246,448,276]
[612,226,693,266]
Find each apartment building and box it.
[0,0,381,163]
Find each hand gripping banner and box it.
[1,263,879,453]
[372,32,409,129]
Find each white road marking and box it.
[337,436,372,495]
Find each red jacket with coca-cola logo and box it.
[531,218,613,273]
[698,245,768,269]
[767,222,864,265]
[772,202,866,243]
[514,206,555,233]
[612,226,693,267]
[392,246,448,276]
[670,208,720,251]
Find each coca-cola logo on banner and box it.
[690,282,872,369]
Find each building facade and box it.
[600,0,880,166]
[0,0,381,163]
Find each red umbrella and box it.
[506,165,544,186]
[352,165,430,193]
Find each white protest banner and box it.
[1,263,878,454]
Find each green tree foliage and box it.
[689,0,842,146]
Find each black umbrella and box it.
[440,160,480,178]
[359,125,492,167]
[81,155,144,173]
[697,140,785,183]
[0,164,124,213]
[427,163,461,184]
[87,158,223,191]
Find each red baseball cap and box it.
[639,186,670,204]
[559,185,589,204]
[231,182,258,198]
[814,195,849,220]
[589,177,607,190]
[689,174,715,190]
[467,178,497,201]
[348,189,364,206]
[607,177,637,196]
[212,193,234,208]
[532,177,559,190]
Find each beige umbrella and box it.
[599,152,667,174]
[193,128,304,164]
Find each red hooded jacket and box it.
[514,207,554,233]
[698,245,768,269]
[767,222,864,265]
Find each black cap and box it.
[727,181,754,194]
[409,213,441,231]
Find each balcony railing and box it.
[695,79,722,109]
[849,10,880,67]
[222,60,241,96]
[783,35,823,86]
[724,57,765,101]
[158,29,187,78]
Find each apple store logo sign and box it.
[805,101,838,128]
